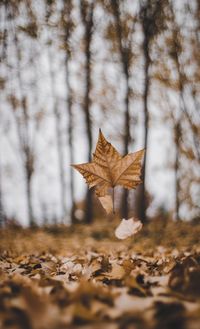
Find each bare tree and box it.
[151,0,200,220]
[80,0,94,223]
[49,51,67,220]
[139,0,165,222]
[7,2,37,226]
[168,1,200,219]
[0,165,5,227]
[61,0,76,223]
[110,0,136,219]
[169,2,200,161]
[9,96,35,226]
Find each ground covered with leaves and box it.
[0,219,200,329]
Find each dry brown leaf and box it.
[105,263,126,280]
[72,130,144,213]
[115,218,143,240]
[124,276,147,297]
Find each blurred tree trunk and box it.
[14,37,35,227]
[10,96,35,227]
[139,2,151,223]
[66,58,76,223]
[48,50,67,221]
[24,148,34,227]
[174,122,181,221]
[168,15,182,221]
[134,51,149,223]
[0,194,4,228]
[5,2,45,226]
[170,7,200,162]
[138,0,164,222]
[0,12,6,227]
[110,0,133,219]
[45,1,68,223]
[141,30,150,223]
[61,0,76,224]
[80,0,94,224]
[0,166,5,227]
[169,2,200,219]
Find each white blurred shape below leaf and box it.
[115,217,143,240]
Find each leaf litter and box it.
[0,220,200,329]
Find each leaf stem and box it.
[112,187,115,214]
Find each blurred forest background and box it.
[0,0,200,227]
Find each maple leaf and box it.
[72,129,144,213]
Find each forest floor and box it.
[0,218,200,329]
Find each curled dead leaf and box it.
[115,218,143,240]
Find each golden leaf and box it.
[72,129,144,213]
[105,263,126,280]
[93,129,122,169]
[112,150,144,189]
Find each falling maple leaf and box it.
[72,129,144,214]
